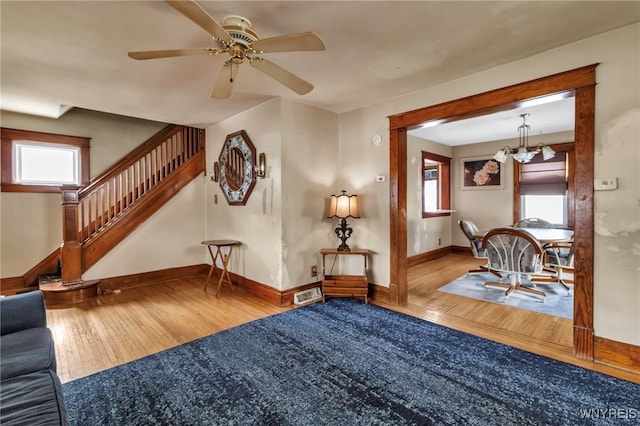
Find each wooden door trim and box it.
[388,64,596,360]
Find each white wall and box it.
[338,23,640,345]
[338,105,392,284]
[0,109,167,277]
[281,99,339,290]
[83,178,205,279]
[0,193,61,277]
[406,135,452,256]
[450,140,515,243]
[204,99,339,291]
[204,100,284,288]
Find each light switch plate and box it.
[376,175,386,182]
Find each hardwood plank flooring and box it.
[46,276,289,383]
[378,253,640,384]
[47,258,639,386]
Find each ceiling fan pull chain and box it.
[229,62,234,83]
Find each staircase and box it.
[35,124,205,303]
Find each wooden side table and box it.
[201,240,239,297]
[320,249,369,304]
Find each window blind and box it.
[519,152,567,195]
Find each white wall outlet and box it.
[376,175,387,182]
[594,178,618,191]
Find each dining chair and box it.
[515,217,570,280]
[514,218,555,229]
[542,240,574,294]
[457,220,501,278]
[481,227,546,301]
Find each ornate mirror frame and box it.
[218,130,257,206]
[388,65,597,360]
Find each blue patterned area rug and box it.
[63,299,638,425]
[438,272,573,319]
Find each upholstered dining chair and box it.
[458,220,501,278]
[481,227,546,301]
[543,240,574,294]
[514,217,568,279]
[514,217,555,229]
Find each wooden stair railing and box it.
[60,125,205,283]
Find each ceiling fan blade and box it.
[250,58,313,95]
[212,61,240,99]
[252,32,326,53]
[165,0,233,44]
[128,48,220,60]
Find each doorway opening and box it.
[388,65,596,359]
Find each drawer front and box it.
[322,278,367,288]
[322,287,368,297]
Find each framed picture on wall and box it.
[460,156,504,189]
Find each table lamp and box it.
[327,190,360,251]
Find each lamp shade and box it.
[541,145,556,160]
[327,190,360,219]
[493,148,509,163]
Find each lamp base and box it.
[337,243,351,252]
[335,218,353,252]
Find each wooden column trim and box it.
[573,83,596,359]
[61,186,83,284]
[389,127,407,305]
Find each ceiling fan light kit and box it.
[128,1,325,99]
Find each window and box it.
[521,195,567,225]
[422,151,451,218]
[514,144,574,228]
[14,142,80,185]
[1,128,90,193]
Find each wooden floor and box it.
[47,255,640,385]
[46,277,290,383]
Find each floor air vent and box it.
[293,287,322,305]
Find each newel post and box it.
[61,186,83,284]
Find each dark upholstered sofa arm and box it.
[0,291,47,336]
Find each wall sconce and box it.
[327,190,361,251]
[255,153,266,179]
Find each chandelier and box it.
[493,113,555,163]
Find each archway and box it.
[388,65,596,359]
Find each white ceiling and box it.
[1,1,638,134]
[410,96,575,146]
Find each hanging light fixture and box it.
[493,113,556,164]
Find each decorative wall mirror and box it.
[218,130,257,205]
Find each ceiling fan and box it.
[128,0,325,99]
